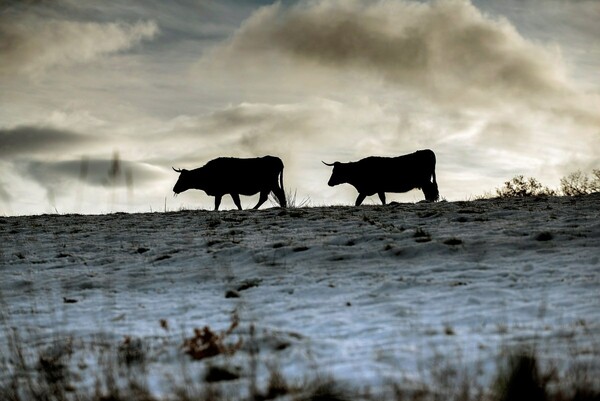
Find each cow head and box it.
[172,167,191,194]
[322,161,345,187]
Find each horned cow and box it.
[172,156,286,210]
[324,149,439,206]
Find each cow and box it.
[323,149,439,206]
[172,156,286,210]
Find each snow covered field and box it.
[1,194,599,398]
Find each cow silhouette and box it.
[173,156,286,210]
[324,149,439,205]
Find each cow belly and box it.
[358,180,421,195]
[383,183,420,193]
[236,187,264,196]
[225,179,272,196]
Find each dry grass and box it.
[182,313,242,361]
[1,318,599,401]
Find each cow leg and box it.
[214,195,222,211]
[378,192,386,205]
[272,186,287,208]
[231,193,242,210]
[355,193,367,206]
[253,191,269,209]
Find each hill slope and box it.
[1,194,599,397]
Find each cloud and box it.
[157,98,409,165]
[24,158,166,189]
[204,0,573,107]
[0,180,11,203]
[198,0,600,185]
[0,11,158,76]
[10,156,170,214]
[478,0,600,93]
[0,125,97,158]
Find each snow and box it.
[1,194,599,396]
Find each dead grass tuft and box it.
[118,336,146,367]
[182,313,242,361]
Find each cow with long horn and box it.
[172,156,286,210]
[323,149,439,206]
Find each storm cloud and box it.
[158,98,402,167]
[0,125,97,157]
[208,0,572,107]
[0,10,158,76]
[24,158,166,189]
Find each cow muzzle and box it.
[327,178,339,187]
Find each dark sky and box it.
[1,0,598,214]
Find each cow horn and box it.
[322,161,336,167]
[172,167,182,173]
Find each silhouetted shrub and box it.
[560,170,600,196]
[495,176,556,198]
[486,170,599,199]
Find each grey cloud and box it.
[0,125,97,158]
[204,103,316,139]
[477,119,531,150]
[208,0,573,107]
[24,158,166,190]
[163,100,391,156]
[475,0,600,91]
[48,0,246,40]
[155,102,324,172]
[0,9,158,76]
[0,180,11,203]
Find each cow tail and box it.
[432,155,439,201]
[279,165,286,208]
[429,151,439,201]
[431,151,437,184]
